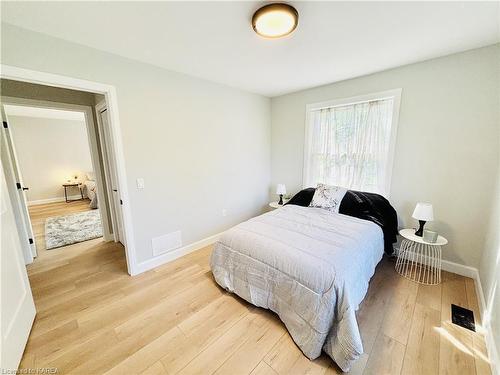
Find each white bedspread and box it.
[82,180,98,209]
[210,205,384,371]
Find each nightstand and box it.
[395,228,448,285]
[269,200,289,209]
[62,183,84,203]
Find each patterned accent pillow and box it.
[309,183,347,213]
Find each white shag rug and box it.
[45,210,103,250]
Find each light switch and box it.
[136,178,145,189]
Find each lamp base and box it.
[278,194,283,205]
[415,220,426,237]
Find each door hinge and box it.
[120,199,123,205]
[28,238,34,245]
[3,121,8,129]
[16,182,22,190]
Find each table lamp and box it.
[276,184,286,205]
[412,202,434,237]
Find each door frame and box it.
[95,99,125,244]
[0,107,36,264]
[0,64,138,275]
[1,96,115,243]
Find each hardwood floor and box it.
[20,238,492,374]
[28,199,98,260]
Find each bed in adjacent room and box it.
[210,185,397,372]
[82,172,98,209]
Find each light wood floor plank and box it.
[401,303,441,375]
[159,295,251,374]
[363,333,405,375]
[263,331,303,374]
[176,310,271,375]
[214,317,284,375]
[141,361,168,375]
[104,327,185,375]
[416,283,442,311]
[250,361,279,375]
[381,277,419,345]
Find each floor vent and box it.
[451,304,475,332]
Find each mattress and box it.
[210,205,384,371]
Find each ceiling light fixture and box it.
[252,3,299,39]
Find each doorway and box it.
[0,78,133,271]
[2,101,112,263]
[0,66,138,370]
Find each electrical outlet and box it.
[136,178,145,189]
[222,209,228,217]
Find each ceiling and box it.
[2,1,499,97]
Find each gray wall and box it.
[1,23,271,264]
[271,44,500,269]
[8,115,93,202]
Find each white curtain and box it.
[305,98,394,196]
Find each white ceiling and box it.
[2,1,499,97]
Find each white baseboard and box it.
[133,231,224,275]
[395,245,477,279]
[471,271,499,375]
[28,195,85,206]
[441,259,478,279]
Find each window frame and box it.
[302,88,402,197]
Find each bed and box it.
[82,172,98,209]
[210,188,397,372]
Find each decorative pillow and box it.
[86,172,96,181]
[285,187,316,207]
[309,183,347,213]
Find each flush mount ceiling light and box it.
[252,3,299,38]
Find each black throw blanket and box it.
[286,188,398,255]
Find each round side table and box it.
[268,199,289,209]
[395,228,448,285]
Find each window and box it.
[303,89,401,197]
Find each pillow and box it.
[86,172,96,181]
[285,187,316,207]
[309,183,347,213]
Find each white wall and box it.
[8,115,93,203]
[1,23,271,264]
[479,96,500,370]
[271,44,500,269]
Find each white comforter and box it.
[83,180,98,209]
[210,205,384,372]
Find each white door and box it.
[1,110,36,263]
[0,160,36,369]
[96,106,125,244]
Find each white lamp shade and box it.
[276,184,286,195]
[412,203,434,221]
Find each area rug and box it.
[45,210,103,250]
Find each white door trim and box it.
[95,99,124,244]
[0,64,138,275]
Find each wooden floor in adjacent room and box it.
[20,241,491,375]
[28,199,96,260]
